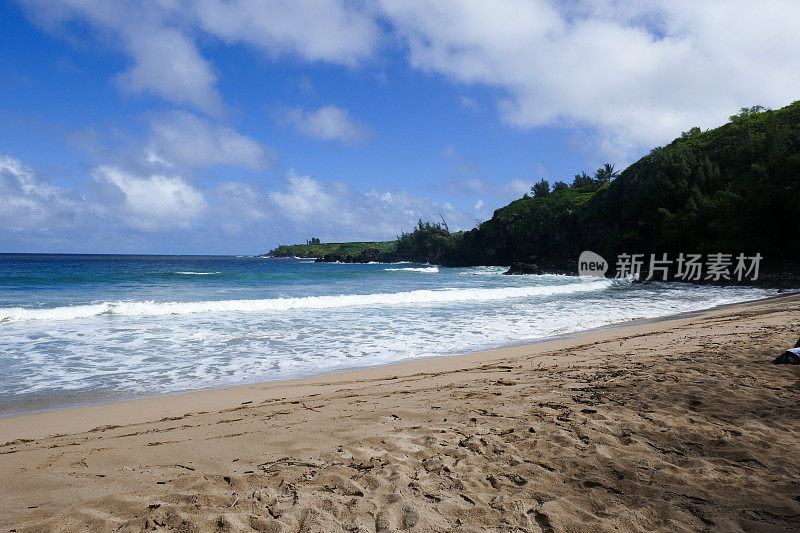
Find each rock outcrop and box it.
[503,262,544,275]
[315,248,382,264]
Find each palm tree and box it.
[594,163,620,183]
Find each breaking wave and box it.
[0,279,612,323]
[384,267,439,273]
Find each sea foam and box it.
[0,279,611,322]
[384,266,439,273]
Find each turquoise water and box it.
[0,254,776,415]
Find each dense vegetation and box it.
[269,100,800,276]
[393,219,466,264]
[391,101,800,269]
[268,240,395,258]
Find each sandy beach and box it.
[2,294,799,532]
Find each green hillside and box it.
[268,241,396,258]
[397,100,800,269]
[267,100,800,278]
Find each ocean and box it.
[0,254,776,415]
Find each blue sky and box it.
[2,1,799,254]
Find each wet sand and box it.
[2,294,799,532]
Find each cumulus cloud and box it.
[0,155,85,230]
[263,170,470,240]
[380,0,800,158]
[93,166,207,231]
[193,0,379,65]
[23,0,223,113]
[267,171,334,221]
[147,111,272,169]
[115,26,223,114]
[22,1,800,158]
[283,106,372,145]
[21,0,379,113]
[0,153,474,252]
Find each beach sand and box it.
[2,295,799,532]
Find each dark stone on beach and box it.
[503,262,543,275]
[773,348,800,364]
[795,337,800,348]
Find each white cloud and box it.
[506,178,534,197]
[193,0,380,65]
[147,111,271,169]
[0,154,475,251]
[21,1,800,159]
[267,171,333,221]
[263,170,471,240]
[22,0,379,113]
[0,155,85,230]
[93,166,207,231]
[380,0,800,159]
[473,199,493,222]
[115,26,223,114]
[210,181,270,234]
[23,0,223,114]
[204,171,474,242]
[283,106,372,145]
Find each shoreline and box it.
[0,291,792,423]
[2,293,799,530]
[1,291,795,439]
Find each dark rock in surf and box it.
[503,262,543,275]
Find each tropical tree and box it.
[594,163,620,183]
[572,171,595,188]
[531,179,551,198]
[730,105,766,122]
[552,181,570,192]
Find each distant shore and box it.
[2,293,799,531]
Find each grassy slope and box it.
[268,241,396,258]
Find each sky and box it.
[1,1,799,254]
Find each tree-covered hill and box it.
[268,240,395,258]
[400,100,800,270]
[587,103,800,260]
[267,100,800,279]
